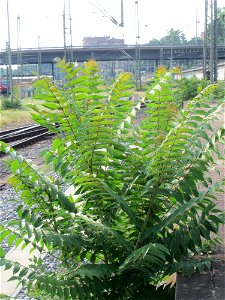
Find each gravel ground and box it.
[0,137,65,299]
[16,253,60,300]
[0,138,54,253]
[0,186,22,253]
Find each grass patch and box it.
[0,110,34,129]
[0,97,44,129]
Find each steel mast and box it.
[63,0,73,62]
[17,15,23,81]
[203,0,218,83]
[135,1,141,90]
[6,0,13,97]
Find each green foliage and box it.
[1,97,22,110]
[160,28,187,45]
[215,7,225,45]
[148,28,187,46]
[147,7,225,46]
[0,295,14,299]
[212,80,225,100]
[0,61,225,299]
[173,77,225,107]
[173,76,209,106]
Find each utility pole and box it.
[17,15,23,82]
[212,0,217,82]
[88,0,125,80]
[195,8,200,45]
[135,1,141,90]
[7,0,13,97]
[69,1,73,62]
[63,2,66,60]
[203,0,218,83]
[120,0,124,27]
[38,36,42,76]
[63,1,73,62]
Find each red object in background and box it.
[0,79,8,95]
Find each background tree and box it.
[160,28,187,45]
[147,28,187,46]
[147,7,225,47]
[187,37,203,46]
[217,7,225,44]
[147,38,161,46]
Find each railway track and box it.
[0,124,55,152]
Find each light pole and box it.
[38,36,42,76]
[6,0,13,97]
[17,15,20,82]
[135,1,141,90]
[63,1,66,59]
[195,8,200,45]
[17,15,23,82]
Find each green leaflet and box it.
[7,234,18,247]
[58,192,76,213]
[41,102,60,110]
[75,213,132,253]
[119,243,169,272]
[142,195,203,241]
[100,181,141,230]
[0,247,5,258]
[0,230,11,242]
[70,264,115,280]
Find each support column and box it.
[51,62,55,81]
[203,0,218,83]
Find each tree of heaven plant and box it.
[0,61,224,299]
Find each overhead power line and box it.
[89,0,124,27]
